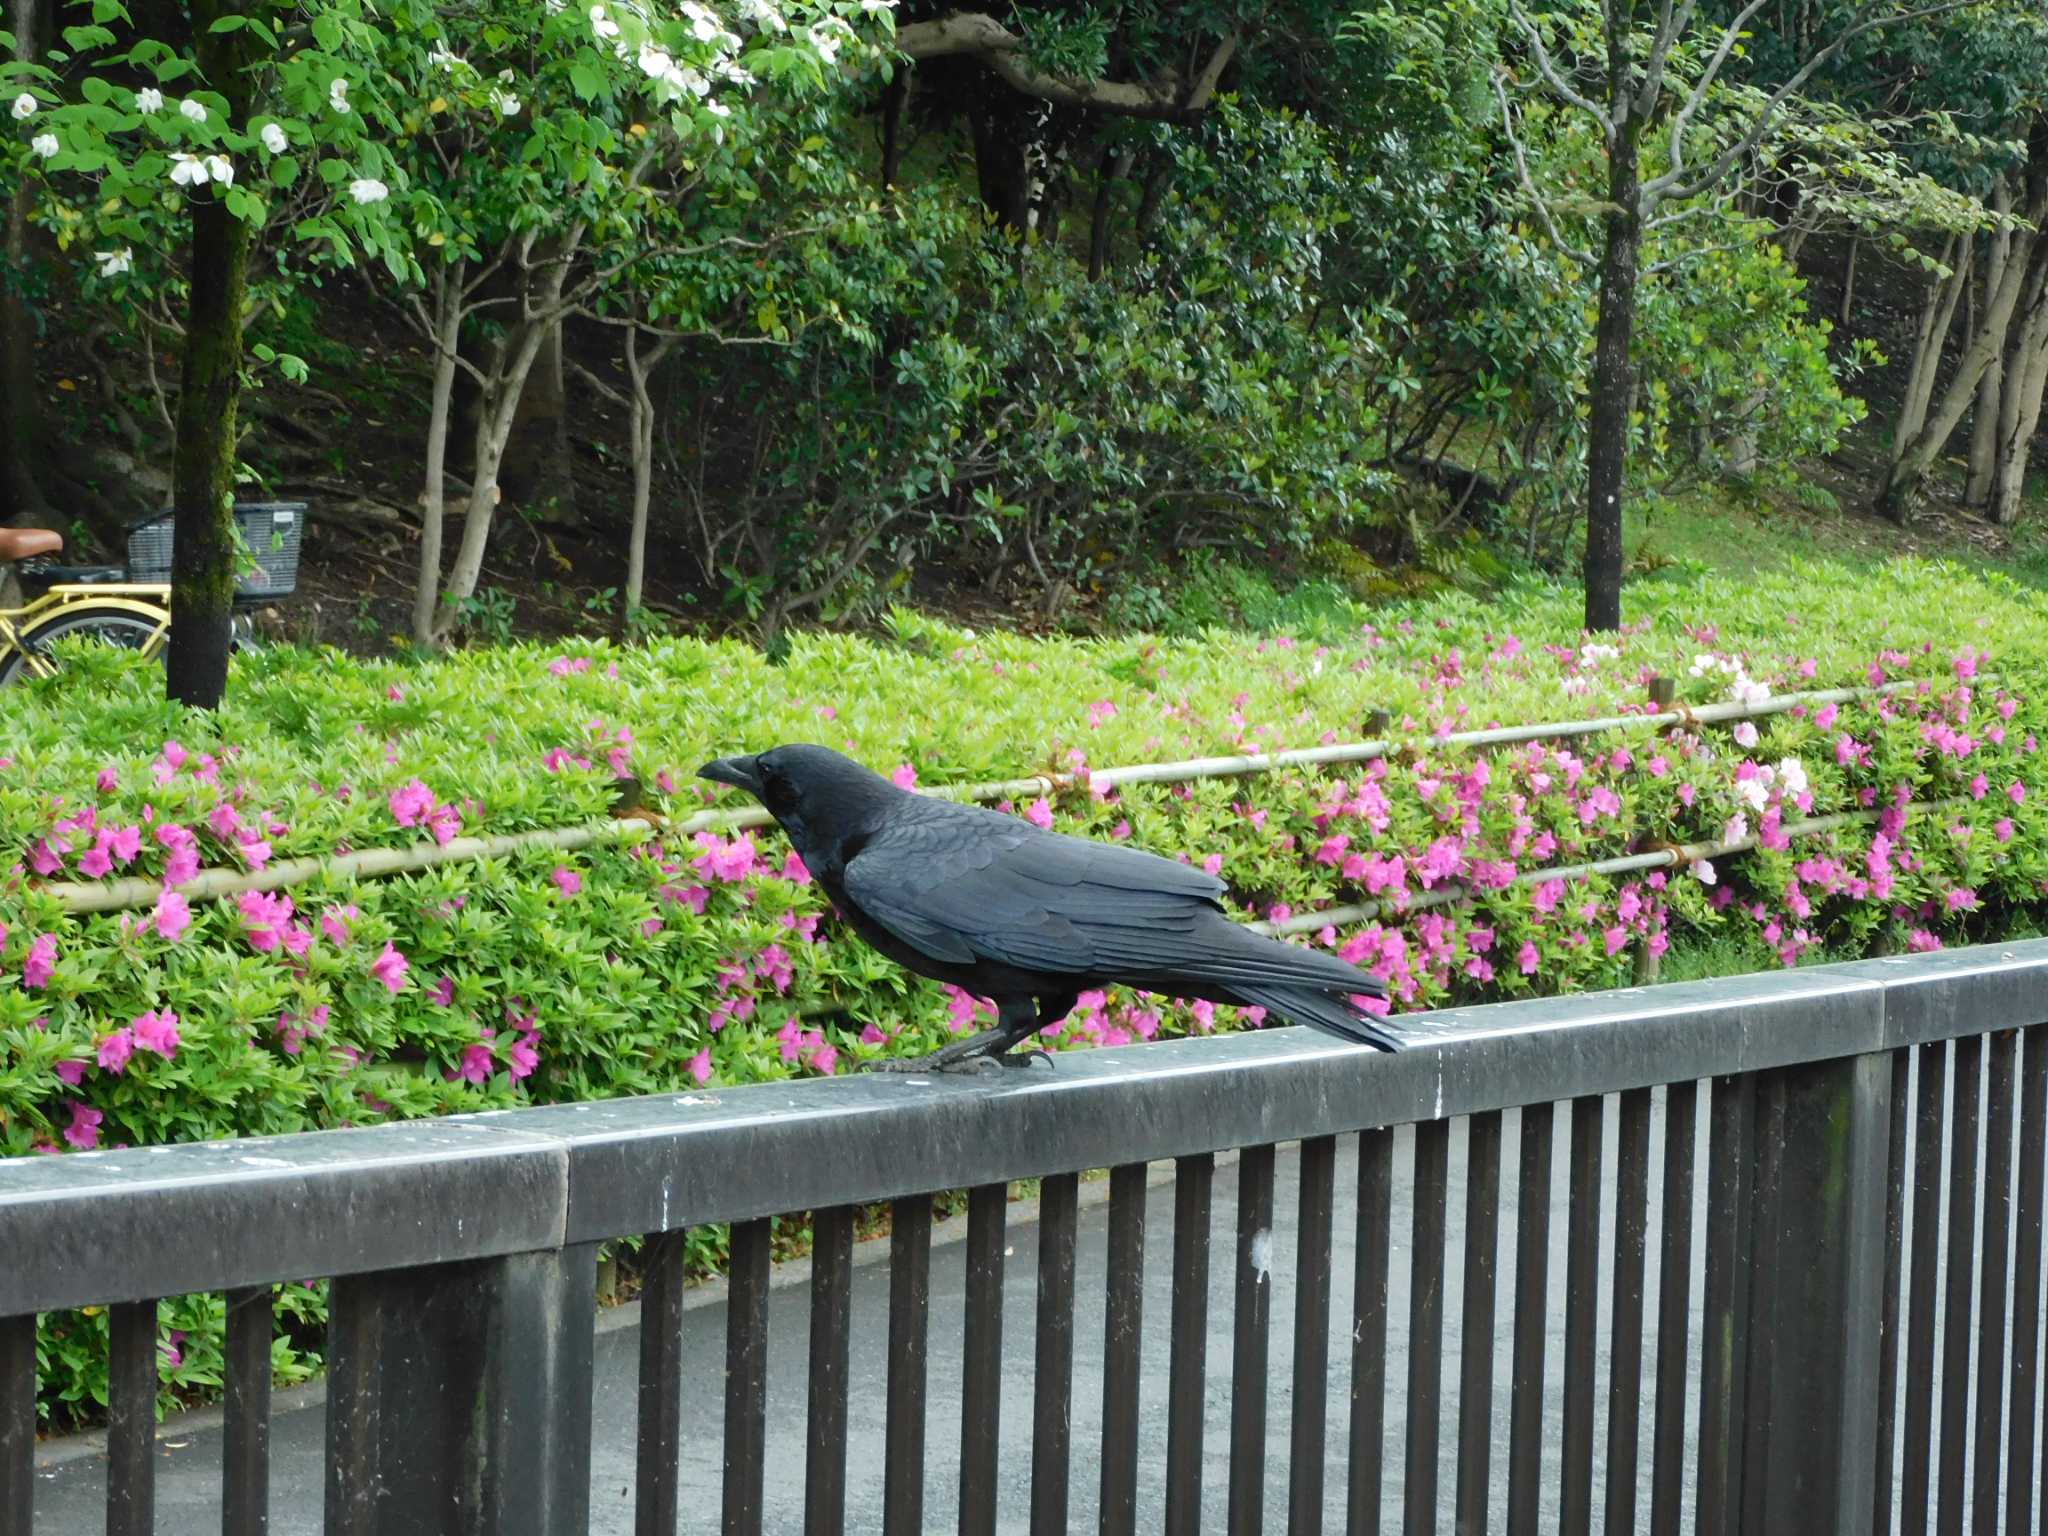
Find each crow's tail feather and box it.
[1228,982,1405,1052]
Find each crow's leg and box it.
[988,990,1079,1069]
[862,999,1042,1075]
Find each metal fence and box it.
[4,940,2048,1535]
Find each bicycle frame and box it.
[0,583,173,680]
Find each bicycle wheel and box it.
[0,603,169,685]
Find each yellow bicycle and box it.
[0,503,302,684]
[0,526,171,685]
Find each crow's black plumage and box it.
[698,743,1401,1071]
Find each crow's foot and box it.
[997,1046,1055,1069]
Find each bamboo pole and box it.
[33,673,1972,916]
[1247,798,1973,939]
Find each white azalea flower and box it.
[1778,758,1809,797]
[94,247,133,277]
[808,23,841,62]
[260,122,289,154]
[737,0,786,30]
[858,0,896,11]
[204,153,233,184]
[1722,814,1749,846]
[136,88,164,113]
[589,4,620,39]
[169,151,210,185]
[681,1,721,40]
[1736,778,1770,814]
[348,176,388,204]
[666,64,710,96]
[1690,858,1717,885]
[705,97,730,117]
[1733,720,1758,748]
[638,46,674,78]
[11,92,37,121]
[328,77,350,113]
[179,97,208,123]
[29,132,56,159]
[491,89,520,117]
[427,47,464,70]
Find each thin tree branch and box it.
[896,13,1238,120]
[1647,0,1972,207]
[1493,70,1598,267]
[1507,3,1613,134]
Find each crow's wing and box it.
[840,805,1227,977]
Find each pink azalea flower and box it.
[320,903,358,947]
[688,1048,713,1085]
[781,850,812,884]
[152,890,191,943]
[450,1043,493,1084]
[238,889,294,953]
[2011,782,2027,805]
[1025,798,1054,829]
[389,778,435,828]
[1518,941,1540,975]
[1087,699,1118,728]
[23,933,56,988]
[95,766,119,793]
[370,941,410,994]
[63,1102,102,1150]
[506,1034,540,1080]
[55,1059,88,1086]
[891,764,918,790]
[430,975,455,1007]
[1996,818,2016,843]
[97,1028,134,1072]
[132,1009,180,1058]
[551,865,583,897]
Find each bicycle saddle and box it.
[0,528,61,561]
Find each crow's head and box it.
[698,743,900,848]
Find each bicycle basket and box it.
[126,502,305,602]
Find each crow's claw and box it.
[998,1046,1055,1069]
[935,1054,1006,1076]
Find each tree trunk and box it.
[1584,143,1641,634]
[880,68,907,189]
[429,316,554,642]
[498,316,576,523]
[1837,237,1857,327]
[411,261,464,648]
[0,0,47,521]
[1884,124,2048,520]
[623,326,674,622]
[1966,182,2012,505]
[1990,285,2048,525]
[1896,234,1969,451]
[166,0,254,709]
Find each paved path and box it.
[24,1088,2028,1532]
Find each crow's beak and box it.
[698,755,764,797]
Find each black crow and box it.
[698,743,1401,1072]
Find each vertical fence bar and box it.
[1972,1033,2016,1536]
[1167,1155,1215,1536]
[1230,1144,1278,1536]
[1507,1102,1555,1536]
[636,1229,689,1536]
[1872,1049,1910,1536]
[959,1184,1008,1536]
[1744,1053,1890,1534]
[1738,1069,1790,1536]
[1649,1081,1698,1536]
[1290,1136,1338,1536]
[807,1207,855,1536]
[1697,1074,1755,1534]
[1406,1118,1451,1536]
[1455,1112,1504,1536]
[106,1297,158,1536]
[2009,1028,2048,1536]
[1900,1041,1948,1534]
[223,1284,273,1536]
[884,1195,933,1536]
[724,1218,771,1536]
[1350,1129,1395,1536]
[1,1313,32,1536]
[1561,1096,1604,1536]
[1937,1035,1983,1536]
[1032,1173,1079,1536]
[1605,1088,1652,1536]
[1102,1163,1148,1536]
